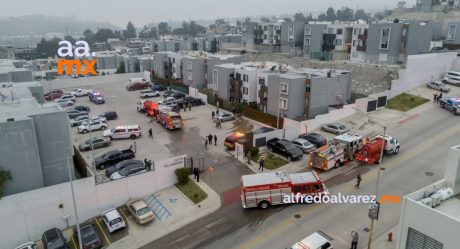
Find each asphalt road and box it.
[142,100,460,249]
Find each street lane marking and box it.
[239,123,460,249]
[95,218,111,245]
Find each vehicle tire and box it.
[394,147,400,154]
[321,127,325,131]
[288,156,293,161]
[101,126,106,130]
[442,79,447,83]
[99,164,106,170]
[258,201,270,209]
[130,134,136,139]
[427,85,431,89]
[334,160,341,168]
[269,146,274,152]
[83,129,88,133]
[108,136,113,140]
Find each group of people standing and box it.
[433,92,443,103]
[205,134,218,148]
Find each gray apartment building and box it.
[152,52,172,79]
[0,60,33,83]
[0,82,75,195]
[303,24,328,59]
[366,21,433,64]
[445,22,460,49]
[0,45,15,60]
[242,21,259,50]
[281,21,305,56]
[212,64,236,101]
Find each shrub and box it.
[240,49,247,54]
[249,147,259,157]
[242,106,283,128]
[175,168,190,185]
[101,72,106,76]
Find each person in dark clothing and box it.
[205,139,208,149]
[258,159,265,171]
[214,135,217,145]
[437,93,443,103]
[188,102,192,111]
[195,168,200,182]
[355,173,362,189]
[193,167,197,179]
[351,230,359,249]
[212,111,215,120]
[148,128,153,138]
[433,93,438,103]
[216,108,220,115]
[208,134,213,144]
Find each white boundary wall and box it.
[188,87,208,104]
[0,155,186,249]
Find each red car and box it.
[44,90,64,101]
[126,82,150,91]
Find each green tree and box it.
[0,168,12,198]
[374,12,384,20]
[123,21,136,39]
[307,13,314,21]
[326,7,336,21]
[294,12,307,22]
[83,29,94,44]
[36,38,61,58]
[139,26,158,39]
[336,9,343,20]
[215,18,226,25]
[283,18,292,22]
[354,9,367,20]
[116,63,126,74]
[63,35,76,44]
[341,7,354,21]
[94,29,119,43]
[236,20,242,27]
[318,13,328,21]
[158,22,170,35]
[260,17,271,23]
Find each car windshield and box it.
[109,217,122,225]
[115,162,126,170]
[136,206,151,216]
[118,168,130,176]
[338,125,347,130]
[285,144,297,150]
[47,238,64,249]
[82,232,97,244]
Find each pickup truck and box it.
[439,97,460,115]
[266,138,304,161]
[94,149,135,170]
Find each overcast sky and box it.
[3,0,415,27]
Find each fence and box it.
[243,106,283,128]
[189,87,208,104]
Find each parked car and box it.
[298,133,327,148]
[426,81,450,92]
[78,120,107,133]
[44,90,64,101]
[70,115,89,127]
[79,137,111,151]
[162,90,175,98]
[213,112,235,122]
[98,111,118,120]
[76,224,102,249]
[88,91,105,104]
[292,138,316,154]
[14,242,37,249]
[266,138,303,161]
[94,149,136,170]
[101,208,126,233]
[110,162,148,180]
[56,94,76,102]
[151,84,167,92]
[253,127,275,134]
[139,89,160,98]
[103,125,141,140]
[321,123,349,135]
[442,71,460,86]
[42,228,68,249]
[105,159,144,177]
[73,105,90,112]
[182,96,204,106]
[171,92,186,100]
[289,232,333,249]
[66,88,92,97]
[55,99,74,107]
[126,199,155,225]
[224,132,246,150]
[67,110,88,119]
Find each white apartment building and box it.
[350,23,369,63]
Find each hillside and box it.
[388,10,460,34]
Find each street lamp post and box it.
[277,83,281,129]
[88,118,96,173]
[65,148,83,249]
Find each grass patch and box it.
[175,180,208,204]
[251,152,289,170]
[387,93,430,112]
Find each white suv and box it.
[78,120,107,133]
[103,125,141,140]
[442,71,460,86]
[102,208,126,233]
[139,89,160,98]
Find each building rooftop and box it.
[434,194,460,222]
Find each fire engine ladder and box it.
[145,194,172,220]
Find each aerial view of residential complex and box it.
[1,0,460,248]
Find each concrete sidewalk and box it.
[108,177,221,249]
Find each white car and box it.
[70,115,90,127]
[102,208,126,233]
[56,94,76,102]
[110,163,148,180]
[159,97,175,104]
[289,232,333,249]
[14,242,37,249]
[55,99,74,107]
[442,71,460,86]
[78,120,107,133]
[139,89,160,98]
[66,88,92,97]
[103,125,141,140]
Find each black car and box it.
[298,133,327,148]
[266,138,303,161]
[42,228,68,249]
[151,84,167,91]
[162,90,175,98]
[177,97,204,106]
[171,92,186,100]
[105,159,144,177]
[98,111,118,120]
[253,127,275,134]
[94,149,135,170]
[76,224,102,249]
[73,105,90,112]
[67,110,89,119]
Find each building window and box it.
[336,28,343,35]
[280,82,289,94]
[243,87,248,94]
[379,27,391,50]
[447,25,457,40]
[382,27,390,36]
[305,83,310,92]
[305,27,312,35]
[353,28,358,35]
[243,74,249,82]
[259,78,265,84]
[305,38,311,46]
[263,26,268,31]
[213,70,218,90]
[263,35,267,39]
[380,41,388,50]
[187,72,192,81]
[279,98,288,110]
[187,62,192,70]
[406,228,443,249]
[236,73,241,80]
[336,39,343,46]
[352,40,356,46]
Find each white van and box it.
[289,232,333,249]
[103,125,141,140]
[442,71,460,86]
[130,78,148,84]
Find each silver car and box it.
[292,138,316,154]
[79,137,111,151]
[214,113,235,122]
[70,115,90,127]
[426,81,450,92]
[322,123,349,135]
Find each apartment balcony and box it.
[322,44,335,51]
[357,45,367,52]
[230,79,243,99]
[400,47,406,54]
[358,34,367,40]
[401,36,407,43]
[258,85,268,105]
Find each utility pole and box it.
[66,149,83,249]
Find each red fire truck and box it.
[354,135,400,164]
[156,107,184,130]
[241,171,328,209]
